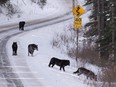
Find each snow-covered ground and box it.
[0,0,100,87]
[6,19,99,87]
[7,20,93,87]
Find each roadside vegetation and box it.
[0,0,47,18]
[51,23,116,87]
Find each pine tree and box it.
[97,0,116,64]
[96,0,110,61]
[84,0,116,65]
[110,0,116,64]
[84,0,98,37]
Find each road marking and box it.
[7,72,38,73]
[0,78,44,80]
[0,66,29,68]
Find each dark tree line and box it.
[0,0,9,5]
[84,0,116,66]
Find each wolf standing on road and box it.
[12,42,18,55]
[19,21,25,30]
[28,44,38,56]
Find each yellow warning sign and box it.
[72,5,85,17]
[74,17,82,29]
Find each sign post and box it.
[72,1,85,61]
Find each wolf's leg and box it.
[78,73,82,76]
[60,66,62,70]
[87,75,89,79]
[62,66,65,71]
[48,63,51,67]
[52,64,55,67]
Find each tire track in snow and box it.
[0,33,24,87]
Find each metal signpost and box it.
[72,0,85,61]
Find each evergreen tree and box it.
[84,0,116,65]
[110,0,116,64]
[84,0,98,37]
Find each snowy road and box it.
[0,32,24,87]
[0,11,72,32]
[0,11,73,87]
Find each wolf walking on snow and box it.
[73,67,97,81]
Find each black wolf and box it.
[19,21,25,30]
[12,42,18,55]
[48,57,70,71]
[28,44,38,56]
[73,67,97,81]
